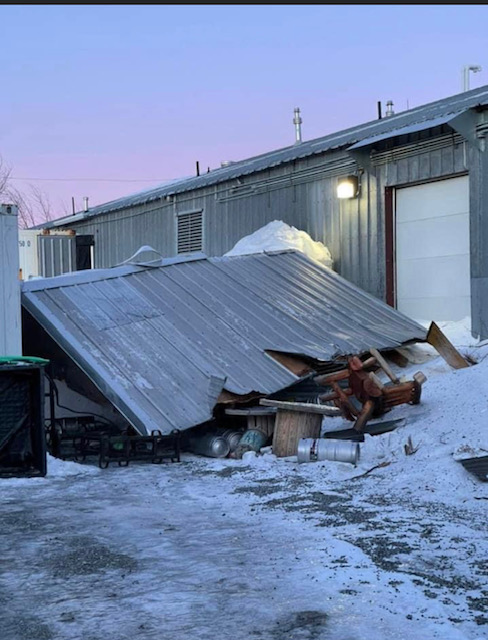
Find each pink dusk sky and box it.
[1,4,487,221]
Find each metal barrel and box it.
[297,438,314,463]
[234,429,268,459]
[238,429,268,451]
[217,429,243,452]
[297,438,360,465]
[187,434,230,458]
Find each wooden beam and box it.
[260,398,341,416]
[426,321,470,370]
[225,407,277,416]
[217,390,263,405]
[265,350,313,377]
[369,347,400,384]
[383,348,409,368]
[314,369,349,386]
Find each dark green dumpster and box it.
[0,356,49,477]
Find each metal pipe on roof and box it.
[385,101,395,117]
[293,107,303,144]
[463,65,482,92]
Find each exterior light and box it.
[337,175,359,199]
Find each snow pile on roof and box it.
[224,220,334,269]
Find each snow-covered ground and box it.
[1,320,487,640]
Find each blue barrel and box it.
[234,429,268,458]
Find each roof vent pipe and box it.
[83,197,89,212]
[463,65,482,92]
[385,100,395,117]
[293,107,302,144]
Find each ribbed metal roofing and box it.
[347,112,464,149]
[22,251,427,434]
[459,455,488,482]
[42,85,488,228]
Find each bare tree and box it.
[0,155,54,228]
[27,184,53,225]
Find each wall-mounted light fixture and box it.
[337,175,359,199]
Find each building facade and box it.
[41,86,488,339]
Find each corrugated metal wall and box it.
[68,134,470,305]
[38,235,76,278]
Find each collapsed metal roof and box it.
[22,251,427,435]
[40,84,488,227]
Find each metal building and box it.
[39,85,488,339]
[18,230,94,280]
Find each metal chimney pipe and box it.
[463,65,482,92]
[293,107,302,144]
[83,197,89,212]
[385,100,395,117]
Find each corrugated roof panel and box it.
[209,252,425,355]
[40,85,488,227]
[459,455,488,482]
[22,251,427,435]
[347,112,464,150]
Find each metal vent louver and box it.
[177,211,203,254]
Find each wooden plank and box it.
[426,321,470,369]
[253,415,275,438]
[368,371,385,391]
[272,409,322,457]
[265,350,312,377]
[319,388,353,402]
[369,347,400,384]
[383,348,409,368]
[260,398,341,416]
[225,407,277,416]
[217,390,263,404]
[314,369,350,386]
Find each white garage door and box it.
[396,175,470,322]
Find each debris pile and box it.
[17,246,482,478]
